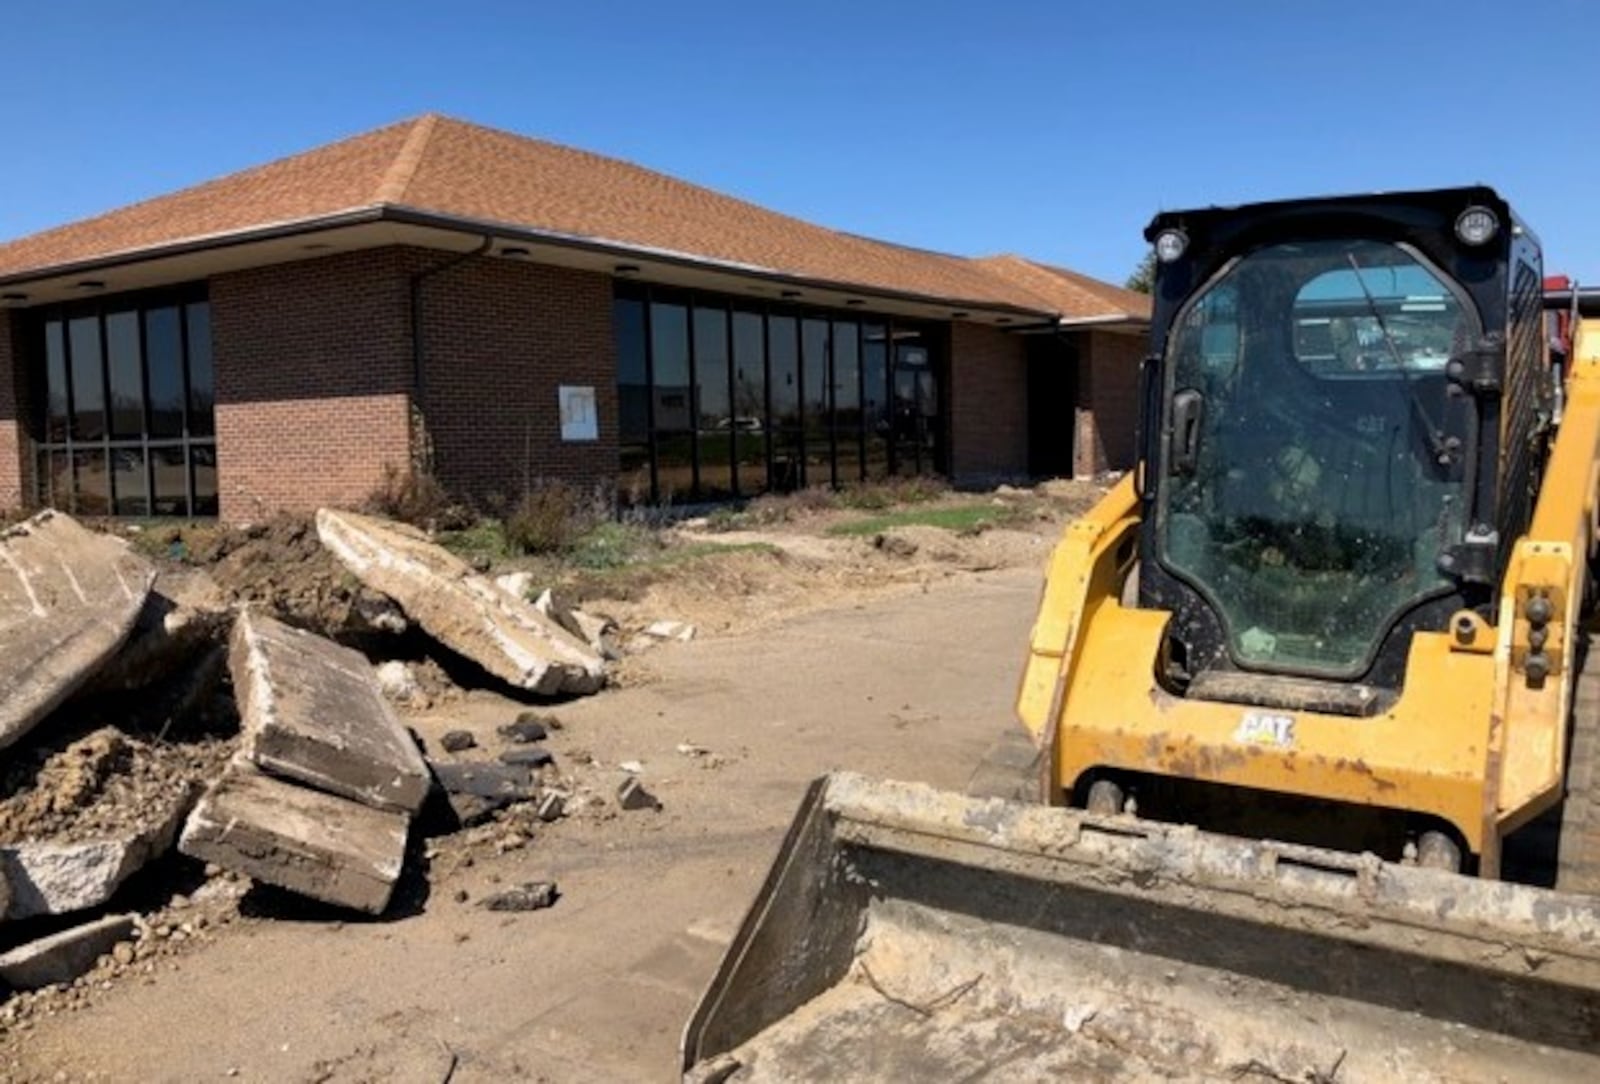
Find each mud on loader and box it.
[683,189,1600,1081]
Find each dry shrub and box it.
[365,464,469,529]
[504,481,604,556]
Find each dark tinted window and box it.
[69,317,105,442]
[43,320,68,442]
[28,286,216,517]
[146,307,185,438]
[186,303,214,436]
[106,310,144,440]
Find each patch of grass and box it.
[565,539,780,601]
[567,521,662,569]
[438,520,510,561]
[827,505,1020,537]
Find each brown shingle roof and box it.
[0,114,1143,321]
[974,254,1152,322]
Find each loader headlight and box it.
[1154,229,1188,263]
[1455,206,1499,246]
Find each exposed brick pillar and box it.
[211,249,415,522]
[948,322,1029,484]
[0,310,27,511]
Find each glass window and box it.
[615,298,649,442]
[693,305,733,499]
[612,289,946,502]
[106,311,145,440]
[146,307,185,439]
[863,324,889,480]
[151,446,189,517]
[192,445,219,517]
[833,322,862,484]
[73,449,110,516]
[111,448,148,517]
[28,287,217,518]
[69,317,105,442]
[768,315,801,491]
[186,303,214,436]
[802,318,831,487]
[650,301,692,501]
[43,320,68,442]
[614,297,651,504]
[693,307,731,429]
[768,315,799,428]
[732,310,767,495]
[1157,238,1472,677]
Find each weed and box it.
[827,504,1021,537]
[365,464,470,530]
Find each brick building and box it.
[0,115,1149,522]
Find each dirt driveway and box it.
[8,564,1045,1083]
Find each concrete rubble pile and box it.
[1,507,620,996]
[0,512,156,752]
[178,610,428,914]
[316,509,608,695]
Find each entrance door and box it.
[890,333,938,475]
[1027,335,1076,477]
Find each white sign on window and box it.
[559,385,598,442]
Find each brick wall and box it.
[0,310,22,510]
[948,322,1029,483]
[211,248,414,521]
[1074,329,1143,477]
[415,254,617,507]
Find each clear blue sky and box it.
[5,1,1599,287]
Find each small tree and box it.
[1126,250,1156,294]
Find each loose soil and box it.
[0,478,1112,1082]
[0,728,231,847]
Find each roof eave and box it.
[0,205,391,289]
[378,205,1056,319]
[0,203,1059,321]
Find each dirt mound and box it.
[0,726,234,846]
[146,515,394,639]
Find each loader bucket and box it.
[683,773,1600,1082]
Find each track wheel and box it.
[1086,779,1125,816]
[1416,831,1462,872]
[1555,633,1600,895]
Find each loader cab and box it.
[1138,188,1550,701]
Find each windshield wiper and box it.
[1344,253,1454,466]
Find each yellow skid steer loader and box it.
[684,189,1600,1081]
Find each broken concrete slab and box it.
[569,608,621,660]
[233,610,431,815]
[480,881,558,912]
[316,509,605,696]
[1,785,196,921]
[429,761,536,801]
[0,912,137,991]
[499,747,553,769]
[430,760,537,827]
[644,619,696,642]
[83,567,230,696]
[374,660,422,703]
[498,717,550,744]
[536,792,567,822]
[496,571,535,600]
[178,764,408,915]
[618,778,662,812]
[0,511,155,752]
